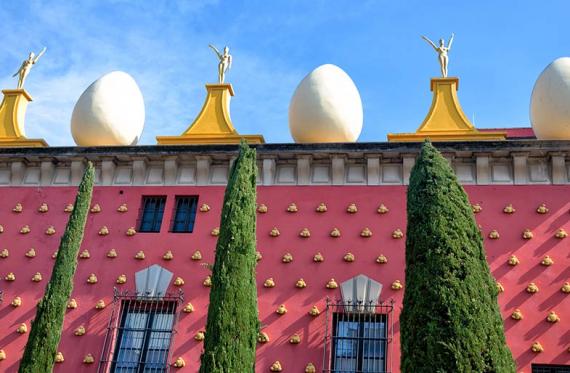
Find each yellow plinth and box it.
[0,89,48,147]
[387,78,506,142]
[156,84,264,145]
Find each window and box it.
[98,291,182,373]
[533,365,570,373]
[323,300,393,373]
[138,196,166,233]
[331,312,388,373]
[170,196,198,233]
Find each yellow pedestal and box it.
[156,84,264,145]
[387,78,506,142]
[0,89,48,147]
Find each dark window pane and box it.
[171,196,198,233]
[332,313,387,373]
[138,196,166,233]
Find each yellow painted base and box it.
[0,138,48,147]
[0,89,48,147]
[388,77,506,142]
[157,134,264,145]
[156,83,265,145]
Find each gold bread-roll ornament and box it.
[522,229,533,239]
[117,203,128,212]
[287,203,298,212]
[536,203,549,214]
[95,299,106,309]
[316,202,327,212]
[90,204,101,213]
[503,204,515,214]
[173,357,185,368]
[330,227,341,237]
[511,309,523,320]
[313,252,324,262]
[183,303,194,313]
[199,203,210,212]
[346,203,358,213]
[376,254,388,264]
[25,248,36,258]
[38,203,49,213]
[163,250,174,260]
[79,249,90,259]
[270,361,283,372]
[299,228,311,238]
[126,227,137,236]
[282,253,293,263]
[67,298,78,309]
[83,354,95,364]
[257,204,268,213]
[107,249,118,258]
[45,226,56,235]
[257,331,270,343]
[191,250,202,260]
[326,278,338,289]
[276,304,287,315]
[55,352,64,363]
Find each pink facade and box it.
[0,183,568,372]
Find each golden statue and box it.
[208,44,232,83]
[13,47,47,89]
[421,34,454,77]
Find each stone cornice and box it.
[0,141,568,186]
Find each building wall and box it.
[0,184,568,372]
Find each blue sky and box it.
[0,0,568,146]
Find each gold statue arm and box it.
[227,54,232,70]
[421,35,438,51]
[34,47,47,63]
[208,44,222,59]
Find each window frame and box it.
[137,196,167,233]
[331,312,388,373]
[532,365,570,373]
[169,195,199,233]
[323,299,394,373]
[97,290,183,373]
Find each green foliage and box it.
[400,141,515,373]
[19,162,94,373]
[200,141,259,373]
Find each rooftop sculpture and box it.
[13,47,46,89]
[421,34,453,77]
[208,44,232,83]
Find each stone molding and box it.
[0,141,568,186]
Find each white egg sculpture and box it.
[289,64,363,143]
[530,57,570,140]
[71,71,145,146]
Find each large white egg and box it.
[289,64,363,143]
[530,57,570,140]
[71,71,145,146]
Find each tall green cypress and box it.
[400,141,515,373]
[200,141,259,373]
[19,162,94,373]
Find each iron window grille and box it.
[532,365,570,373]
[322,298,394,373]
[98,288,183,373]
[137,196,167,233]
[170,196,198,233]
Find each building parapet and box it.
[0,141,568,187]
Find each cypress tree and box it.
[19,162,94,373]
[200,141,259,373]
[400,141,515,373]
